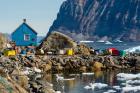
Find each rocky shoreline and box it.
[0,31,140,93]
[0,53,140,93]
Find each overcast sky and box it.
[0,0,65,36]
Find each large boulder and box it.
[74,44,91,55]
[37,31,77,54]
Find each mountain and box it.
[49,0,140,41]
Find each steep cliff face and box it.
[49,0,140,41]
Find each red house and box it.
[108,48,119,56]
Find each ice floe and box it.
[84,83,108,90]
[117,73,140,92]
[117,73,140,81]
[106,89,116,93]
[122,86,140,93]
[56,74,64,81]
[84,73,140,92]
[126,80,140,85]
[112,86,121,90]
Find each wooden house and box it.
[12,19,37,46]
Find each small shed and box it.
[108,48,119,56]
[119,50,126,57]
[12,19,37,46]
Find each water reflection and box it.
[52,70,139,93]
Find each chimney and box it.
[23,19,26,23]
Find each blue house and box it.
[12,19,38,46]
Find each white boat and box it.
[105,41,113,44]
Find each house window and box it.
[24,34,30,41]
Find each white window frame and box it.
[24,34,30,41]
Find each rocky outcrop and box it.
[37,31,77,54]
[49,0,140,41]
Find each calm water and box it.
[50,70,140,93]
[85,42,140,50]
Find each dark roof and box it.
[12,22,38,35]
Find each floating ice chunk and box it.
[95,83,108,89]
[82,73,94,75]
[104,89,116,93]
[113,86,121,90]
[107,89,116,93]
[122,86,140,93]
[121,83,132,87]
[117,73,140,80]
[84,83,108,90]
[121,83,126,86]
[84,85,91,90]
[56,74,64,81]
[103,92,110,93]
[126,80,140,85]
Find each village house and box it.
[12,19,38,46]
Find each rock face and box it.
[49,0,140,41]
[37,31,77,54]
